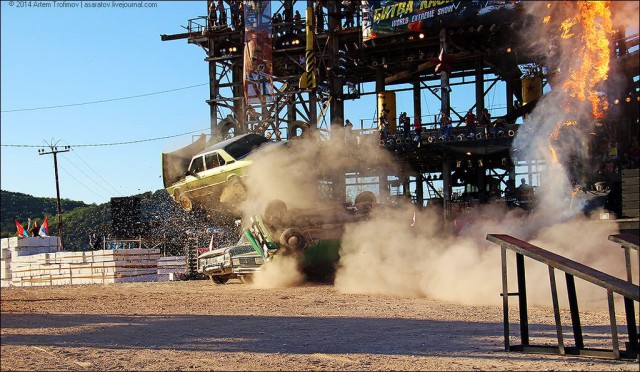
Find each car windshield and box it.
[229,245,255,256]
[224,135,269,160]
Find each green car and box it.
[243,195,376,280]
[162,134,270,213]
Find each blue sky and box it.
[1,1,211,204]
[1,1,508,205]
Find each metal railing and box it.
[487,234,639,360]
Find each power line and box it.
[68,147,123,196]
[63,154,121,198]
[58,163,110,202]
[1,83,209,113]
[1,128,209,148]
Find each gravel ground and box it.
[1,280,638,371]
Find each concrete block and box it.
[1,238,18,249]
[2,237,20,249]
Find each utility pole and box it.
[38,142,70,251]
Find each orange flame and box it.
[549,144,559,164]
[561,1,613,119]
[571,186,582,197]
[549,120,578,164]
[547,2,613,165]
[560,17,577,39]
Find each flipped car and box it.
[197,242,264,284]
[162,133,271,213]
[243,193,377,280]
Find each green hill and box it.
[1,190,90,239]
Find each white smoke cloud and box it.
[239,3,630,310]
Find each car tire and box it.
[228,177,247,201]
[211,276,229,284]
[179,194,193,212]
[355,191,376,213]
[239,275,253,284]
[280,227,306,251]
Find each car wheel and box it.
[239,275,253,284]
[228,177,247,201]
[179,194,193,212]
[211,276,229,284]
[355,191,376,213]
[265,199,287,226]
[280,227,306,251]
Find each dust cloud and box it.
[240,128,398,287]
[336,1,631,309]
[239,128,396,217]
[239,2,634,310]
[251,254,304,289]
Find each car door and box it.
[193,151,228,200]
[185,155,206,197]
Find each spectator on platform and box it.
[237,1,244,28]
[380,115,390,139]
[30,220,40,237]
[272,12,282,34]
[343,1,356,28]
[491,117,506,136]
[283,7,293,24]
[608,141,619,160]
[314,1,324,33]
[517,178,532,194]
[399,112,410,137]
[293,10,302,34]
[504,179,516,201]
[440,111,452,140]
[463,109,476,137]
[217,0,226,26]
[345,119,354,142]
[230,1,240,30]
[208,1,217,29]
[413,117,422,142]
[479,108,491,133]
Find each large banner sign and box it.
[362,0,518,41]
[244,0,274,104]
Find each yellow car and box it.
[163,134,270,213]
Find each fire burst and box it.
[560,1,613,119]
[548,1,613,164]
[549,120,578,163]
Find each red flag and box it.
[15,220,28,238]
[39,216,50,237]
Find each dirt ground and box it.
[1,280,638,371]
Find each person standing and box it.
[217,0,226,26]
[463,109,477,137]
[230,1,240,30]
[344,119,354,143]
[479,108,491,137]
[30,220,40,237]
[440,111,452,140]
[208,1,217,29]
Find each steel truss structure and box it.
[162,1,639,217]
